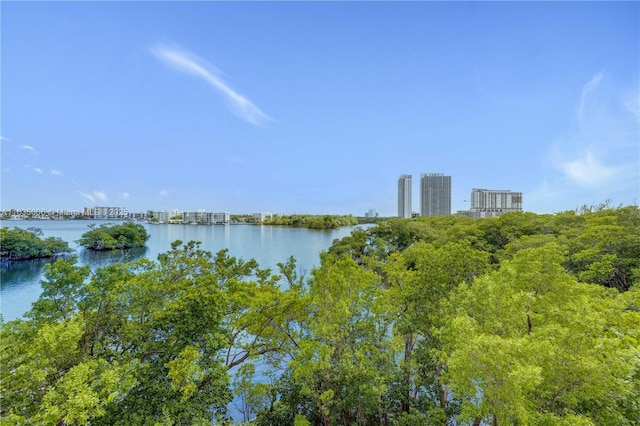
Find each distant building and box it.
[149,210,181,223]
[181,211,230,225]
[455,210,473,218]
[364,209,378,218]
[183,211,199,224]
[420,173,451,216]
[253,212,273,222]
[213,212,230,224]
[398,174,412,218]
[470,188,523,218]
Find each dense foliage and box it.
[2,206,639,425]
[262,214,358,229]
[77,222,150,251]
[0,227,72,261]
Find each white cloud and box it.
[561,151,621,188]
[578,71,604,125]
[77,190,108,203]
[159,189,169,198]
[0,136,13,143]
[21,144,38,153]
[94,191,108,202]
[24,164,42,174]
[78,191,95,203]
[551,72,639,191]
[51,169,64,176]
[121,192,131,200]
[151,44,272,126]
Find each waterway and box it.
[1,220,367,322]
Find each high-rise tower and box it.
[420,173,451,216]
[397,174,412,218]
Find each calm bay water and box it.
[1,220,366,322]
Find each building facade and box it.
[364,209,378,218]
[420,173,451,216]
[253,212,273,222]
[470,188,523,218]
[397,174,412,218]
[147,210,230,224]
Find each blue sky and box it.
[1,1,638,216]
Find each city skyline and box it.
[2,2,638,216]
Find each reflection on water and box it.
[0,221,371,422]
[1,258,51,321]
[78,247,148,268]
[1,258,52,290]
[0,248,146,321]
[1,221,370,322]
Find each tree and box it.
[2,243,229,424]
[1,241,307,425]
[440,243,640,425]
[286,253,395,425]
[77,222,149,251]
[382,241,491,420]
[0,226,72,261]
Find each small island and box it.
[262,214,358,229]
[77,222,149,251]
[0,227,72,262]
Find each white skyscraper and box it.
[397,174,412,218]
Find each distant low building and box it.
[364,209,378,218]
[455,210,473,217]
[470,188,523,218]
[253,212,273,222]
[213,212,230,224]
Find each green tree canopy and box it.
[0,226,72,261]
[76,222,150,251]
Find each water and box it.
[1,220,365,322]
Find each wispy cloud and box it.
[577,72,604,126]
[78,191,95,203]
[78,190,109,203]
[24,164,43,174]
[120,192,131,200]
[538,72,640,209]
[21,144,38,154]
[51,169,64,177]
[561,151,622,188]
[94,191,108,202]
[0,136,12,143]
[151,44,272,126]
[159,189,169,198]
[554,73,638,187]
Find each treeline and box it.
[1,206,639,425]
[262,214,358,229]
[76,222,149,251]
[0,227,72,262]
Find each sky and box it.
[1,1,638,217]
